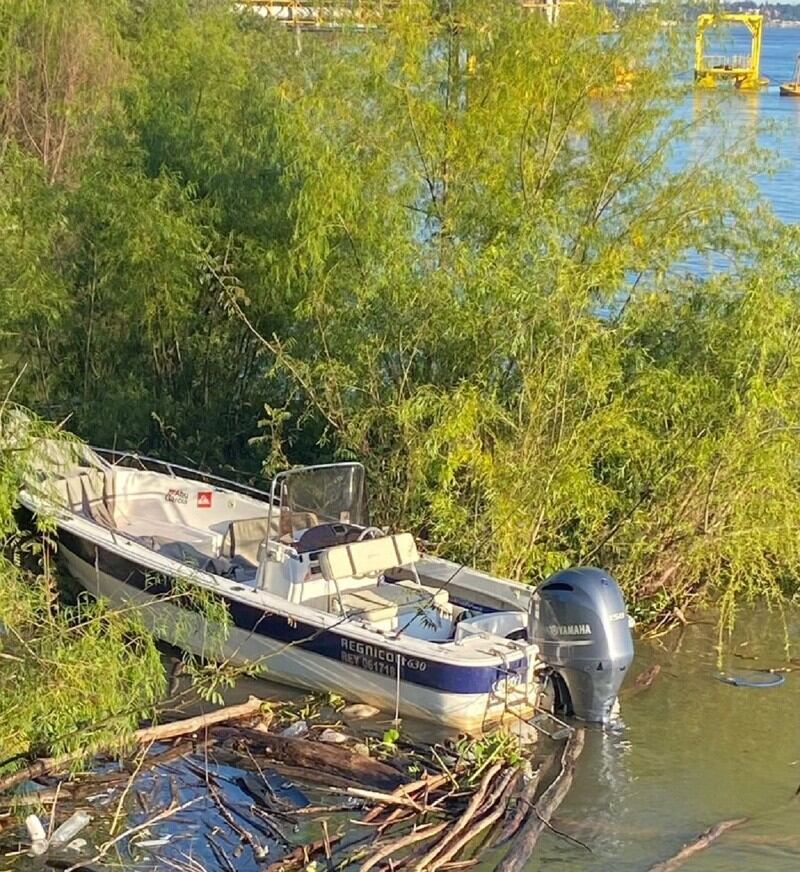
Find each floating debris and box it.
[715,671,786,688]
[342,704,381,720]
[1,693,584,872]
[280,720,309,738]
[319,729,351,744]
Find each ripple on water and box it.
[516,607,800,871]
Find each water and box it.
[702,26,800,224]
[6,611,796,871]
[180,612,800,871]
[530,609,800,870]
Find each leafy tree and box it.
[0,411,165,767]
[1,0,798,629]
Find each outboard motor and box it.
[529,567,634,722]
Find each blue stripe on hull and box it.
[58,530,528,695]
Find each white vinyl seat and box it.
[381,577,449,607]
[319,533,420,582]
[302,533,451,624]
[331,588,400,623]
[219,517,276,565]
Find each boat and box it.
[780,54,800,96]
[19,443,634,732]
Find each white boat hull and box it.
[60,543,533,732]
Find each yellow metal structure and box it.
[237,0,381,31]
[694,13,768,90]
[780,54,800,97]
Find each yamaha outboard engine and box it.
[529,567,634,722]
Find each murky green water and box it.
[5,609,798,870]
[528,609,800,871]
[193,609,800,871]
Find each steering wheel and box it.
[357,526,384,541]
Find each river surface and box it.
[525,610,800,871]
[696,25,800,225]
[201,610,800,871]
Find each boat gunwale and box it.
[91,447,275,501]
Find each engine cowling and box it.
[529,567,634,722]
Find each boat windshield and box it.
[273,463,368,540]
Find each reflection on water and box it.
[221,609,800,871]
[529,608,800,870]
[695,27,800,225]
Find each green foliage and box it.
[0,410,166,769]
[381,727,401,749]
[0,0,799,629]
[455,731,525,780]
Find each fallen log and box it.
[0,750,87,797]
[227,727,407,792]
[135,696,268,743]
[646,818,748,872]
[490,767,540,846]
[493,729,585,872]
[0,697,265,796]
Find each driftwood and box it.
[227,727,406,792]
[332,786,423,811]
[0,696,266,795]
[415,763,504,869]
[0,750,87,797]
[135,696,267,743]
[1,739,208,809]
[626,664,662,697]
[490,767,540,846]
[425,770,520,872]
[359,771,454,826]
[264,831,345,872]
[1,690,555,872]
[272,769,457,872]
[647,818,748,872]
[207,778,269,861]
[494,729,585,872]
[360,822,450,872]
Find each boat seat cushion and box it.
[331,588,400,623]
[220,517,276,564]
[64,469,116,528]
[319,533,419,582]
[381,578,449,608]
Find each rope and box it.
[393,651,403,725]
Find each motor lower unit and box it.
[529,567,634,722]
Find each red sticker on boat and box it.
[197,491,212,508]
